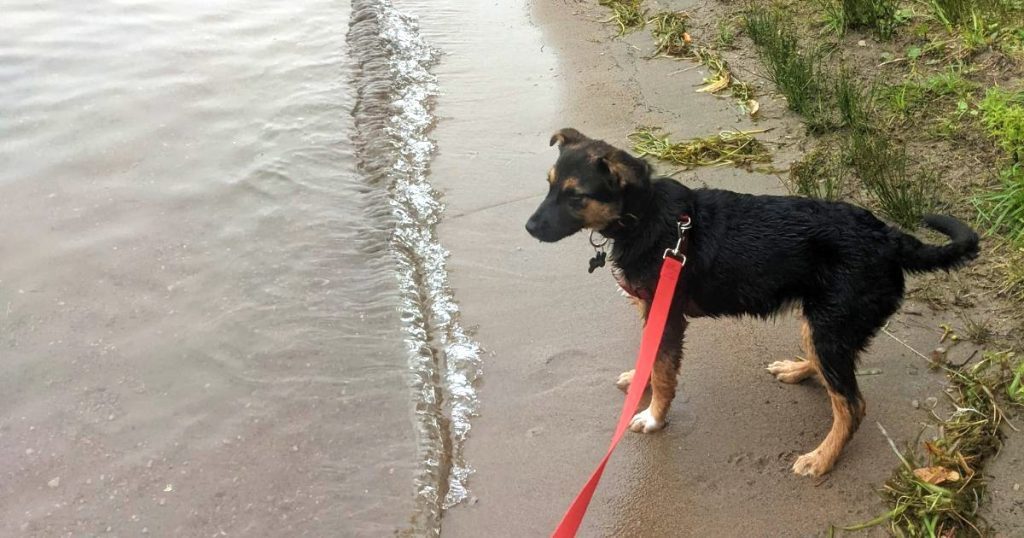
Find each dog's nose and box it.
[525,217,539,237]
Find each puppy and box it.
[525,128,979,476]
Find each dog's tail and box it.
[898,214,980,273]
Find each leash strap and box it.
[551,254,684,537]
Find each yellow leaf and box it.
[912,466,960,485]
[697,75,729,94]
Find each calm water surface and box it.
[0,0,473,534]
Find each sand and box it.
[423,0,1011,536]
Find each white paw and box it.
[616,369,635,392]
[628,408,665,433]
[792,450,832,477]
[766,359,813,384]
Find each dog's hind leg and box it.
[629,315,687,433]
[791,317,867,477]
[767,319,821,384]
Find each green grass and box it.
[885,66,977,118]
[817,0,848,36]
[974,88,1024,245]
[842,0,901,38]
[599,0,646,36]
[927,0,1024,52]
[813,0,902,38]
[789,145,848,200]
[835,68,873,130]
[962,9,1004,51]
[975,165,1024,244]
[716,19,737,48]
[744,6,834,130]
[847,130,933,228]
[930,0,980,27]
[929,0,1024,29]
[979,87,1024,159]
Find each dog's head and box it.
[525,128,652,242]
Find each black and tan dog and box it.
[525,128,979,477]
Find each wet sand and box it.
[429,0,987,535]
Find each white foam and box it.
[348,0,483,526]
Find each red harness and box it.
[612,214,691,303]
[613,269,653,302]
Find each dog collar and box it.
[611,214,691,302]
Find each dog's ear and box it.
[602,149,651,189]
[549,128,587,149]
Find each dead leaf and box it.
[913,466,961,485]
[746,99,760,116]
[697,75,730,94]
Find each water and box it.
[0,0,477,535]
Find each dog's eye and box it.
[564,191,588,207]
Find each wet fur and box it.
[526,129,980,476]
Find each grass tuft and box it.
[835,68,874,130]
[716,19,737,48]
[649,11,692,57]
[789,145,848,200]
[629,127,772,170]
[930,0,980,27]
[960,313,994,345]
[744,6,834,130]
[843,0,901,38]
[817,0,848,36]
[847,130,932,228]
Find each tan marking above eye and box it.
[561,177,579,190]
[547,167,556,184]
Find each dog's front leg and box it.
[628,307,686,433]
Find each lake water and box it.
[0,0,480,535]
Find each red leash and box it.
[551,242,686,537]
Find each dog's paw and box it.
[616,369,635,392]
[767,359,815,384]
[628,408,665,433]
[792,450,833,477]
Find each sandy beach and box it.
[425,0,1019,535]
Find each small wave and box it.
[347,0,482,534]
